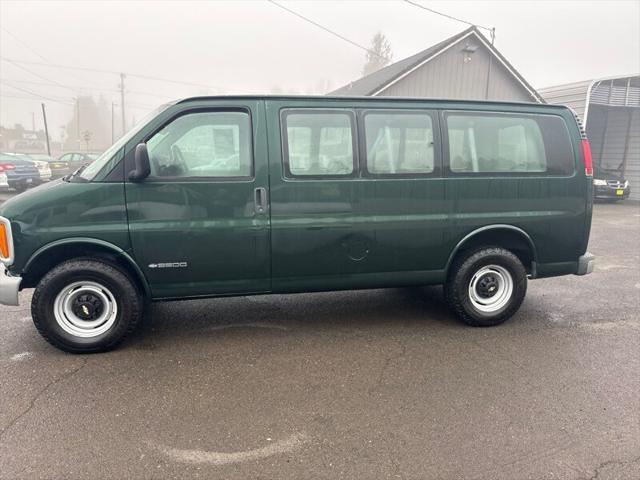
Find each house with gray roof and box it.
[331,26,543,103]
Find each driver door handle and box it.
[254,187,268,214]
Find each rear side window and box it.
[446,113,574,175]
[364,111,435,175]
[282,110,356,177]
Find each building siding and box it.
[587,104,640,201]
[377,37,533,102]
[626,109,640,201]
[542,76,639,201]
[538,81,591,121]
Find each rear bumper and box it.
[576,252,595,276]
[8,177,40,188]
[0,266,21,306]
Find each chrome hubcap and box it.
[468,265,513,313]
[53,281,118,338]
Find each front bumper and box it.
[50,169,68,180]
[576,252,595,276]
[0,267,22,306]
[594,185,630,199]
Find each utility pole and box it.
[76,97,81,149]
[41,103,51,156]
[111,101,115,144]
[119,73,126,135]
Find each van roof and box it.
[175,95,568,110]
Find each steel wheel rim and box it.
[53,281,118,338]
[468,265,513,313]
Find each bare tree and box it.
[363,32,393,76]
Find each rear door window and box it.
[282,110,356,177]
[446,112,575,175]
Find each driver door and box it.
[125,101,271,299]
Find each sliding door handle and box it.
[254,187,267,214]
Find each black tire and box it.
[445,247,527,327]
[31,259,143,353]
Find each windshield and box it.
[77,102,175,181]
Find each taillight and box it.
[582,139,593,176]
[0,163,16,171]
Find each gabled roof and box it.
[331,26,543,103]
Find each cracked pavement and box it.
[0,202,639,479]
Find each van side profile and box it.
[0,96,594,353]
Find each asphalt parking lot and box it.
[0,201,638,480]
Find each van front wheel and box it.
[445,247,527,327]
[31,259,143,353]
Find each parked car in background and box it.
[593,165,630,201]
[0,170,8,192]
[15,154,52,183]
[57,152,99,175]
[0,153,42,192]
[29,154,68,180]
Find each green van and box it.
[0,96,595,353]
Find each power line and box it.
[267,0,389,60]
[0,57,258,93]
[0,27,50,63]
[1,93,58,102]
[402,0,495,42]
[0,27,97,86]
[0,81,73,105]
[1,58,78,93]
[0,77,120,94]
[0,78,174,103]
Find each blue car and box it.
[0,153,42,192]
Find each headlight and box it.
[593,179,607,186]
[624,180,629,188]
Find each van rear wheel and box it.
[445,247,527,327]
[31,259,143,353]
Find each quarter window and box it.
[146,111,252,178]
[447,114,548,173]
[446,113,576,175]
[447,115,547,173]
[283,111,355,176]
[364,112,435,174]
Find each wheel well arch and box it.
[445,225,538,277]
[21,239,150,296]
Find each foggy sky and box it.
[1,0,639,141]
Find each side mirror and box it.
[128,143,151,182]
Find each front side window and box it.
[364,112,435,174]
[283,111,355,177]
[447,114,548,173]
[146,111,252,178]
